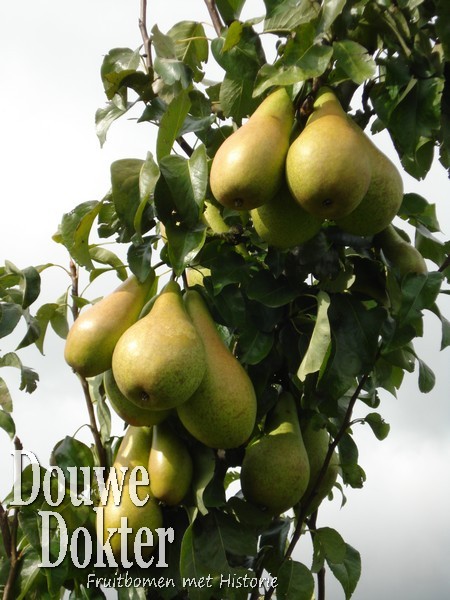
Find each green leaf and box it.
[277,560,315,600]
[318,0,347,33]
[319,296,386,400]
[0,352,39,393]
[16,310,41,350]
[333,40,376,84]
[215,0,246,23]
[365,412,390,440]
[0,377,13,412]
[211,26,263,80]
[95,98,131,147]
[246,271,299,308]
[127,238,157,282]
[50,437,95,490]
[151,24,177,58]
[263,0,320,32]
[220,75,259,119]
[168,21,208,81]
[165,223,207,276]
[417,357,436,393]
[5,263,41,310]
[0,302,22,338]
[254,45,332,96]
[156,90,192,160]
[436,0,450,61]
[58,200,102,269]
[298,291,331,381]
[312,527,346,573]
[15,547,45,600]
[158,145,208,227]
[100,47,141,100]
[223,21,244,51]
[327,543,361,600]
[398,193,440,232]
[190,445,216,515]
[89,246,127,280]
[238,326,274,365]
[111,158,144,240]
[0,408,15,439]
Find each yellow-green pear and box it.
[251,182,323,249]
[104,369,171,427]
[375,224,428,276]
[177,290,257,449]
[96,426,163,564]
[335,133,403,236]
[300,421,339,515]
[210,88,294,210]
[64,274,154,378]
[112,280,207,410]
[240,392,310,515]
[148,422,193,506]
[286,88,372,220]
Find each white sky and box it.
[1,1,450,599]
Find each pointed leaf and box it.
[365,412,390,440]
[333,40,376,84]
[0,377,13,412]
[95,99,131,147]
[298,291,331,381]
[156,89,192,160]
[263,0,320,32]
[277,560,315,600]
[58,201,102,269]
[0,408,15,439]
[0,302,22,338]
[327,543,361,600]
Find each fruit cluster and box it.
[210,86,427,274]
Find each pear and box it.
[177,290,257,449]
[96,426,163,564]
[104,369,171,427]
[251,182,323,249]
[375,224,428,276]
[286,88,372,220]
[240,392,310,515]
[210,88,294,211]
[301,421,339,515]
[64,274,153,378]
[148,422,193,506]
[335,130,403,236]
[112,280,207,410]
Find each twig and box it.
[308,511,326,600]
[204,0,223,36]
[176,136,194,157]
[139,0,153,71]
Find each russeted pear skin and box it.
[148,422,193,506]
[301,421,339,515]
[375,224,428,275]
[112,280,206,410]
[335,127,404,236]
[240,392,310,515]
[286,89,372,220]
[104,369,172,427]
[251,182,323,249]
[177,290,257,449]
[64,274,153,377]
[96,426,163,563]
[210,88,294,210]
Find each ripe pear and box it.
[177,290,257,449]
[286,88,372,220]
[64,274,153,378]
[96,426,163,564]
[375,224,428,276]
[148,422,193,506]
[240,392,310,515]
[300,421,339,515]
[112,280,207,410]
[104,369,171,427]
[335,131,403,236]
[210,88,294,210]
[251,182,323,249]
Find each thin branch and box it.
[3,437,23,600]
[204,0,223,36]
[308,511,326,600]
[139,0,153,70]
[176,136,194,157]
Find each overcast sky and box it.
[1,2,450,599]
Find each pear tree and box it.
[1,1,450,599]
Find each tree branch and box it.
[3,437,23,600]
[139,0,153,71]
[204,0,223,36]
